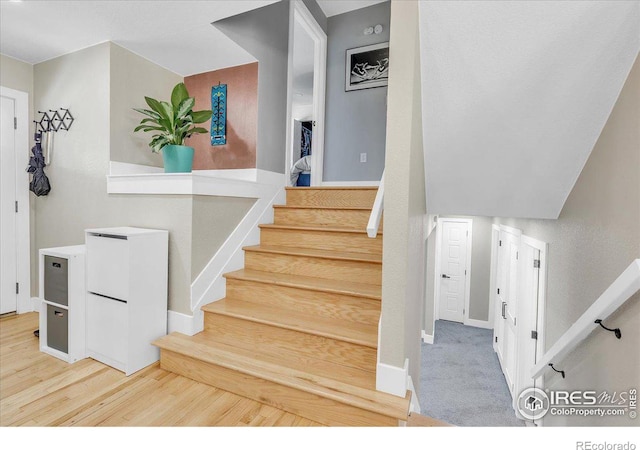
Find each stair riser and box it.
[274,208,382,231]
[225,278,381,326]
[204,314,377,372]
[286,189,377,208]
[260,228,382,256]
[160,350,397,426]
[244,252,382,285]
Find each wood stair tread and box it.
[273,205,373,211]
[202,299,378,348]
[259,223,382,235]
[153,332,410,421]
[223,269,381,300]
[285,186,378,191]
[242,245,382,264]
[178,331,376,390]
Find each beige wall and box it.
[109,43,182,168]
[33,43,194,314]
[191,195,255,281]
[380,0,426,388]
[495,54,640,426]
[1,54,37,294]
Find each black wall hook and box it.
[549,363,565,378]
[595,319,621,339]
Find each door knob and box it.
[441,274,451,279]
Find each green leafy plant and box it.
[133,82,212,153]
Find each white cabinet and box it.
[39,245,86,364]
[85,227,168,376]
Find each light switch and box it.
[360,153,367,163]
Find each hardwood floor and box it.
[0,312,323,427]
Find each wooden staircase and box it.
[154,187,410,426]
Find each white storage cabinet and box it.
[85,227,168,376]
[39,245,86,363]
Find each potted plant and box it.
[133,82,212,173]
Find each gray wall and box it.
[213,0,290,174]
[323,2,390,182]
[381,0,425,391]
[109,43,182,167]
[33,43,194,314]
[494,54,640,426]
[302,0,327,33]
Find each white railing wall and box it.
[367,169,385,238]
[531,259,640,379]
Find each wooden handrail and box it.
[531,259,640,379]
[367,169,384,238]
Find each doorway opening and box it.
[420,216,525,426]
[285,1,327,187]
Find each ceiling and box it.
[420,1,640,219]
[317,0,387,18]
[0,0,278,76]
[0,0,390,76]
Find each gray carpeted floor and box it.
[419,320,525,427]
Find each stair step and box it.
[224,271,380,326]
[259,224,382,256]
[285,187,378,208]
[199,309,375,372]
[273,205,382,231]
[224,269,381,300]
[173,331,376,389]
[203,299,378,349]
[154,332,410,426]
[243,245,381,285]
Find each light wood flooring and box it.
[0,312,323,426]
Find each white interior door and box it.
[438,220,470,323]
[1,95,17,314]
[496,228,520,396]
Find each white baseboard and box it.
[31,297,41,313]
[421,330,434,344]
[167,309,204,336]
[322,180,380,187]
[376,358,409,398]
[465,318,492,329]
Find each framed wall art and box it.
[345,42,389,92]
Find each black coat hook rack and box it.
[33,108,74,133]
[548,363,565,379]
[595,319,622,339]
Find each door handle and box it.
[441,274,451,279]
[501,302,506,319]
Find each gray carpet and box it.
[419,320,525,427]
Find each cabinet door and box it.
[86,234,129,301]
[86,292,127,367]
